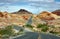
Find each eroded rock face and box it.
[0,12,4,17]
[52,10,60,16]
[0,12,9,18]
[37,11,55,20]
[0,11,33,26]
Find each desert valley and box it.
[0,9,60,39]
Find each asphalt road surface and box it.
[40,33,60,39]
[13,32,39,39]
[13,32,60,39]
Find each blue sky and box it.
[0,0,60,14]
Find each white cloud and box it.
[27,0,43,1]
[0,3,4,5]
[7,0,20,2]
[6,0,54,2]
[45,0,54,2]
[26,0,54,2]
[0,0,55,4]
[0,2,11,4]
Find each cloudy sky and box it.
[0,0,60,14]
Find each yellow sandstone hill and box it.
[0,10,33,27]
[0,10,60,27]
[37,11,60,27]
[37,11,59,20]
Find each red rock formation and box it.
[37,11,55,20]
[22,15,29,20]
[0,12,4,17]
[52,10,60,16]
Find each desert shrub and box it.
[41,26,49,32]
[37,24,49,32]
[37,24,47,28]
[25,24,33,28]
[0,26,14,36]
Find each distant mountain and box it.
[52,10,60,16]
[12,9,32,14]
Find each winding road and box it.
[12,16,60,39]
